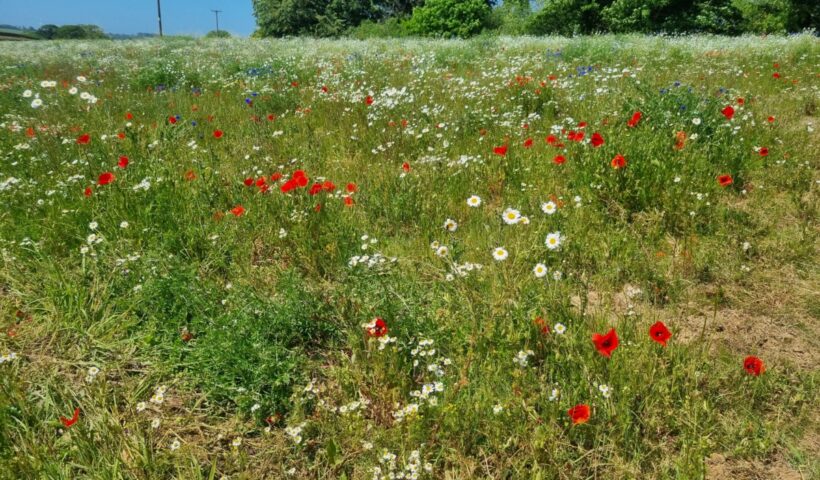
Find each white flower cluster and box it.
[372,449,433,480]
[285,422,306,444]
[513,349,535,368]
[0,351,18,364]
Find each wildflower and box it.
[232,437,242,447]
[118,156,129,169]
[466,195,482,207]
[598,384,611,398]
[493,404,503,414]
[502,208,521,225]
[554,323,566,335]
[136,402,147,412]
[213,129,224,139]
[60,407,80,428]
[365,318,388,338]
[721,105,735,120]
[443,218,458,232]
[626,111,642,127]
[230,205,245,217]
[98,172,115,186]
[541,201,557,215]
[77,134,91,145]
[523,138,533,148]
[717,174,733,187]
[743,356,765,376]
[611,154,626,169]
[31,98,43,109]
[553,155,566,165]
[170,440,181,451]
[759,147,768,157]
[567,404,590,425]
[591,328,619,358]
[493,145,508,156]
[545,232,561,250]
[649,321,672,346]
[590,132,604,147]
[692,117,702,125]
[120,221,129,229]
[151,418,161,429]
[492,247,508,261]
[533,263,548,278]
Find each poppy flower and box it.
[590,132,604,147]
[322,180,335,192]
[759,147,768,157]
[649,321,671,347]
[553,155,566,165]
[402,162,411,172]
[213,129,223,139]
[366,318,388,337]
[84,187,93,197]
[523,138,533,148]
[270,172,282,182]
[772,72,780,79]
[117,132,126,139]
[611,154,626,169]
[255,177,267,188]
[627,111,642,128]
[168,116,177,125]
[321,85,328,93]
[567,404,590,425]
[736,97,745,105]
[125,112,133,120]
[243,178,254,187]
[230,205,245,217]
[568,130,585,142]
[308,183,323,196]
[344,196,354,207]
[493,145,508,156]
[721,105,734,120]
[743,356,765,376]
[76,134,91,145]
[117,156,129,169]
[674,131,686,150]
[26,127,35,138]
[60,407,80,428]
[184,170,196,181]
[545,134,557,145]
[365,95,374,106]
[346,183,357,193]
[767,116,775,123]
[717,174,733,187]
[98,172,115,186]
[591,328,619,358]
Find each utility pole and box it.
[157,0,163,37]
[211,9,222,34]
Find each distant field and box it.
[0,35,818,479]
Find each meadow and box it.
[0,34,818,479]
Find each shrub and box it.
[405,0,491,38]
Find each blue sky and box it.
[1,0,256,36]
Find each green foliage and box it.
[527,0,609,35]
[51,24,108,39]
[406,0,491,37]
[205,30,231,38]
[732,0,792,33]
[349,17,411,38]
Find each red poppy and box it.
[98,172,115,186]
[117,156,129,169]
[591,328,619,358]
[309,183,323,196]
[611,154,626,169]
[545,134,557,145]
[523,138,533,148]
[567,404,590,425]
[772,72,780,79]
[494,145,508,156]
[767,116,775,123]
[590,132,604,147]
[184,170,196,181]
[321,85,328,93]
[567,130,585,142]
[213,129,224,139]
[346,182,357,193]
[344,196,354,207]
[743,356,765,376]
[168,116,177,125]
[759,147,768,157]
[402,162,411,172]
[230,205,245,217]
[267,114,276,121]
[76,134,91,145]
[649,321,672,347]
[365,95,374,106]
[84,187,93,197]
[270,172,282,182]
[117,132,126,139]
[366,318,388,337]
[255,177,267,188]
[553,155,566,165]
[26,127,35,138]
[60,407,80,428]
[322,180,336,192]
[243,177,254,187]
[736,97,745,105]
[717,174,733,187]
[125,112,133,120]
[627,111,642,128]
[721,105,734,120]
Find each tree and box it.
[405,0,491,38]
[205,30,231,38]
[52,24,108,39]
[253,0,382,37]
[37,24,59,39]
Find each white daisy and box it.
[545,232,561,250]
[554,323,566,334]
[533,263,548,278]
[492,247,508,261]
[501,208,521,225]
[443,218,458,232]
[541,201,557,215]
[435,245,449,257]
[31,98,43,109]
[466,195,482,207]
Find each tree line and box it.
[252,0,819,38]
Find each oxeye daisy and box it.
[502,208,521,225]
[435,245,449,257]
[467,195,482,207]
[554,323,566,334]
[533,263,548,278]
[492,247,509,261]
[545,232,562,250]
[541,201,557,215]
[443,218,458,232]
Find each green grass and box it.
[0,34,818,479]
